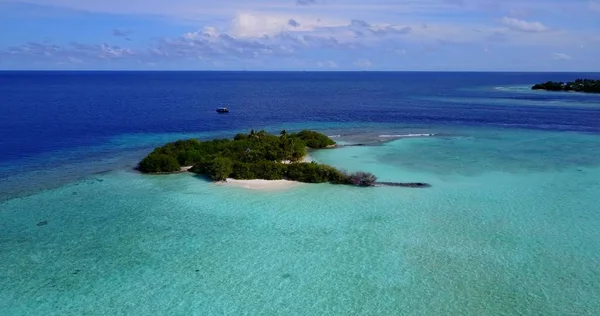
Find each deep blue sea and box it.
[2,71,599,164]
[1,72,600,315]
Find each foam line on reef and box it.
[378,133,435,138]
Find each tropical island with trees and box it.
[136,129,382,187]
[531,79,600,93]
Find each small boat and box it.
[216,107,229,113]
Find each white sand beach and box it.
[218,178,302,190]
[215,154,314,190]
[281,154,313,164]
[180,166,194,172]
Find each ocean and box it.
[1,71,600,315]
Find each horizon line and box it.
[2,70,600,73]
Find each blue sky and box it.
[0,0,599,71]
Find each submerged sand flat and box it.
[2,127,600,315]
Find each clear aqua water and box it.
[1,72,600,315]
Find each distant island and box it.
[532,79,600,93]
[137,129,380,187]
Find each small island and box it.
[532,79,600,93]
[137,129,380,187]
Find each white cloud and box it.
[500,17,548,33]
[2,42,135,62]
[3,0,599,71]
[232,12,290,38]
[552,53,571,60]
[317,60,337,68]
[183,26,220,41]
[354,59,372,69]
[552,53,572,60]
[230,12,346,38]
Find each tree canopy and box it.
[137,129,377,186]
[532,79,600,93]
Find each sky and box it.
[0,0,599,71]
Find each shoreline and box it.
[281,154,313,164]
[139,165,194,175]
[138,153,431,190]
[217,178,302,190]
[217,155,313,190]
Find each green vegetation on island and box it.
[137,129,377,186]
[532,79,600,93]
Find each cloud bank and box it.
[0,0,598,70]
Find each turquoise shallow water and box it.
[1,125,600,315]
